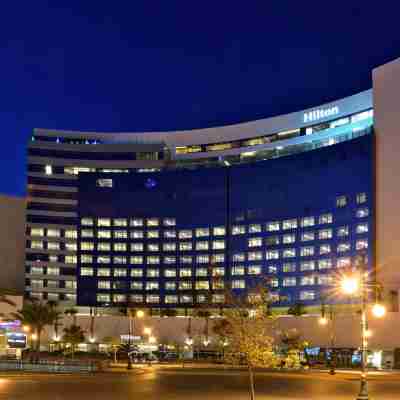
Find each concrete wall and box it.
[373,57,400,293]
[0,195,25,293]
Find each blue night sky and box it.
[2,1,400,197]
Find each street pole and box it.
[329,306,335,375]
[127,309,133,370]
[357,268,369,400]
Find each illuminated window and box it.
[131,281,143,290]
[196,241,209,251]
[98,218,111,227]
[114,218,127,227]
[130,269,143,277]
[196,228,210,237]
[147,218,159,227]
[47,242,60,250]
[283,248,296,258]
[113,294,126,303]
[97,256,111,264]
[130,230,143,239]
[179,268,192,277]
[196,268,208,277]
[300,261,315,271]
[130,256,143,264]
[212,294,225,304]
[337,257,351,268]
[130,218,143,227]
[49,255,58,262]
[301,276,314,286]
[356,192,367,204]
[30,240,43,249]
[65,242,77,251]
[81,218,93,226]
[45,165,53,175]
[232,280,245,289]
[213,254,225,263]
[181,256,193,263]
[114,268,127,277]
[266,221,280,232]
[268,265,278,274]
[98,281,111,289]
[180,295,193,304]
[282,263,296,273]
[248,265,261,275]
[114,230,128,239]
[131,243,143,252]
[146,282,159,290]
[232,225,246,235]
[318,259,332,270]
[356,223,368,234]
[320,244,331,255]
[282,219,297,230]
[233,253,245,262]
[81,267,94,276]
[114,243,127,252]
[336,196,347,207]
[249,224,261,233]
[213,226,226,236]
[147,230,159,239]
[163,243,176,252]
[337,243,350,253]
[96,179,113,188]
[81,255,93,263]
[179,281,192,290]
[65,255,77,264]
[300,291,315,300]
[249,251,263,261]
[164,256,176,264]
[356,208,369,218]
[179,230,192,239]
[81,242,94,251]
[164,230,176,238]
[47,267,59,275]
[283,234,296,244]
[213,240,225,250]
[265,250,278,260]
[97,268,111,277]
[356,239,368,250]
[195,281,209,290]
[337,226,349,237]
[196,255,209,264]
[319,214,333,224]
[98,230,111,239]
[232,266,245,276]
[97,294,110,302]
[163,218,176,226]
[248,238,262,247]
[282,277,296,287]
[47,229,60,237]
[165,282,176,290]
[213,267,225,276]
[300,246,314,257]
[130,294,144,303]
[319,229,332,240]
[147,243,159,252]
[147,256,160,265]
[301,217,315,227]
[165,295,178,304]
[266,236,280,246]
[113,256,127,264]
[269,278,279,288]
[81,229,93,238]
[318,275,333,285]
[65,229,77,239]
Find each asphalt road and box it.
[0,367,400,400]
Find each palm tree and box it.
[64,307,78,326]
[10,300,61,360]
[63,324,85,358]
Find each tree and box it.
[64,307,78,326]
[287,302,307,317]
[63,324,85,358]
[212,287,278,400]
[279,329,309,369]
[10,300,61,360]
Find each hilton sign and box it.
[303,106,339,123]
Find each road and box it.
[0,366,400,400]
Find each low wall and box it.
[0,360,102,373]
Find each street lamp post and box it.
[319,305,336,375]
[127,309,144,370]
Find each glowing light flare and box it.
[372,303,386,318]
[319,317,328,325]
[143,327,152,335]
[136,310,145,318]
[341,276,359,295]
[148,336,156,344]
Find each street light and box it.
[143,327,152,336]
[148,336,156,344]
[340,257,386,400]
[318,316,328,325]
[127,309,145,370]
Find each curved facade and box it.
[26,90,374,308]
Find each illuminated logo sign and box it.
[303,106,339,123]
